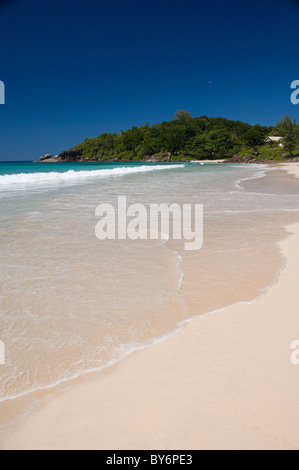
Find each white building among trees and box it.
[264,136,284,147]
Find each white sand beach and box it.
[280,162,299,178]
[2,163,299,450]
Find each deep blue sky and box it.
[0,0,298,161]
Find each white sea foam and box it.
[0,164,184,187]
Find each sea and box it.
[1,161,299,434]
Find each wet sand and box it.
[2,163,299,450]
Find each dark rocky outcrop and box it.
[145,152,172,162]
[57,149,83,162]
[36,150,83,163]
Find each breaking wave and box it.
[0,164,185,187]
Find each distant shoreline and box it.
[35,158,227,164]
[34,157,299,165]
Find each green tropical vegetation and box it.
[62,111,299,162]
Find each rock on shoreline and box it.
[34,150,183,163]
[34,151,299,164]
[34,150,83,163]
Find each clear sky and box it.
[0,0,298,161]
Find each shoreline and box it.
[279,162,299,178]
[2,163,299,450]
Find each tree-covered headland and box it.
[54,111,299,163]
